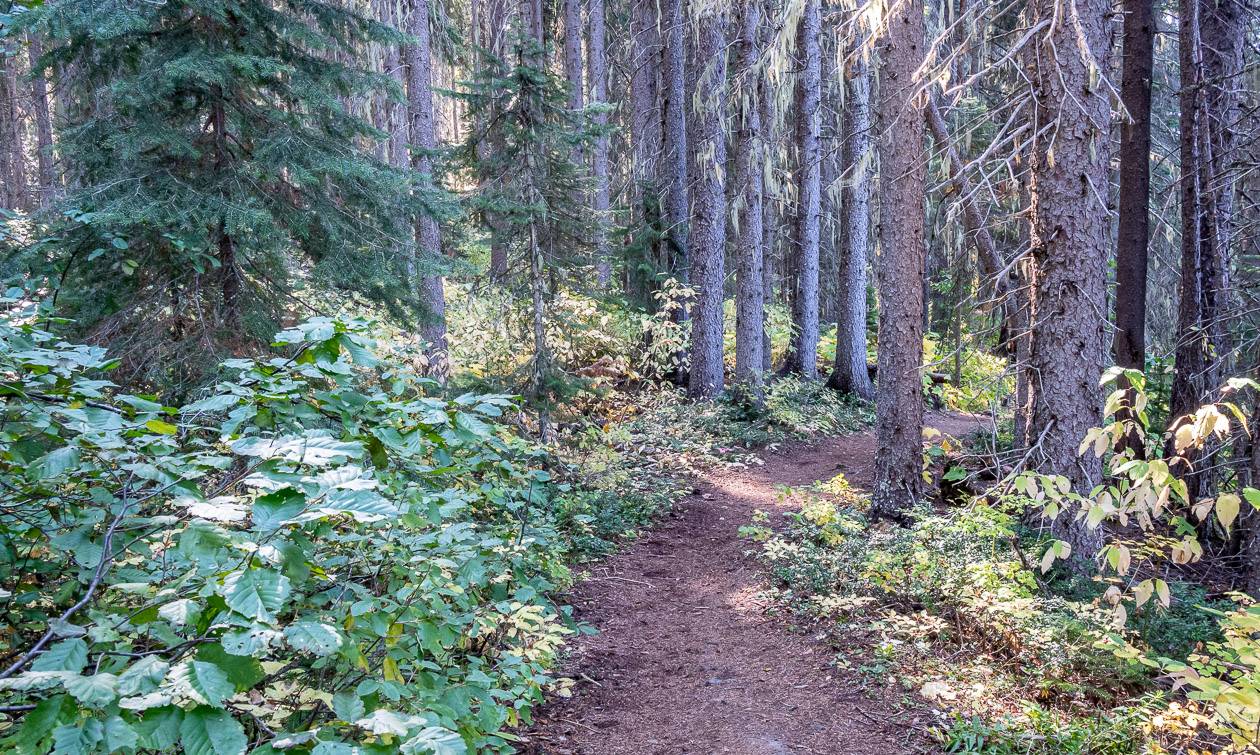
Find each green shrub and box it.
[0,304,578,753]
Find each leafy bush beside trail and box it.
[0,305,579,753]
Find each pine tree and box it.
[18,0,448,392]
[457,16,596,440]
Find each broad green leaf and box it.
[51,719,103,755]
[29,446,80,480]
[251,488,307,531]
[284,621,343,656]
[31,639,89,674]
[12,694,68,753]
[195,645,264,690]
[401,726,467,755]
[0,671,71,692]
[168,660,234,708]
[1245,487,1260,510]
[231,434,362,466]
[318,488,397,522]
[331,689,364,722]
[221,626,283,657]
[220,569,291,623]
[180,394,240,414]
[453,412,492,438]
[157,599,201,627]
[103,715,139,752]
[179,707,247,755]
[136,705,183,749]
[64,672,118,708]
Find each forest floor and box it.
[522,411,989,755]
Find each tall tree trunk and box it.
[1112,0,1155,455]
[687,6,729,399]
[827,40,875,400]
[0,41,27,211]
[870,0,927,521]
[1026,0,1113,555]
[660,0,689,287]
[589,0,612,283]
[1170,0,1243,495]
[760,84,777,373]
[785,0,822,378]
[629,0,662,304]
[563,0,584,111]
[732,1,765,404]
[407,0,448,379]
[27,35,56,206]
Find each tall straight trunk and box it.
[0,41,27,211]
[483,0,511,281]
[1112,0,1155,453]
[760,86,777,373]
[732,1,765,403]
[1170,0,1206,486]
[660,0,689,284]
[1169,0,1243,495]
[589,0,612,283]
[1026,0,1113,555]
[563,0,584,111]
[828,42,875,400]
[687,7,729,399]
[785,0,822,378]
[870,0,927,521]
[407,0,448,378]
[1013,172,1034,450]
[629,0,662,303]
[384,2,409,170]
[27,35,56,206]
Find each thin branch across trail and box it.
[524,413,987,754]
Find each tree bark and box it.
[563,0,584,111]
[828,41,875,400]
[1113,0,1154,377]
[407,0,448,379]
[687,7,729,399]
[27,35,56,206]
[1111,0,1155,455]
[732,1,765,404]
[784,0,822,378]
[1026,0,1114,555]
[870,0,927,521]
[0,39,27,212]
[660,0,689,286]
[589,0,612,283]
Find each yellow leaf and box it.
[1216,494,1241,531]
[1134,579,1154,608]
[382,655,402,683]
[1174,423,1196,453]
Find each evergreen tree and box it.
[16,0,448,392]
[457,19,597,440]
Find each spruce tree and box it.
[17,0,449,392]
[457,19,596,440]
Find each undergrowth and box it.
[745,480,1223,754]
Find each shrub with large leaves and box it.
[0,302,572,753]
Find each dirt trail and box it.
[523,412,989,754]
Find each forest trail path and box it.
[522,411,988,755]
